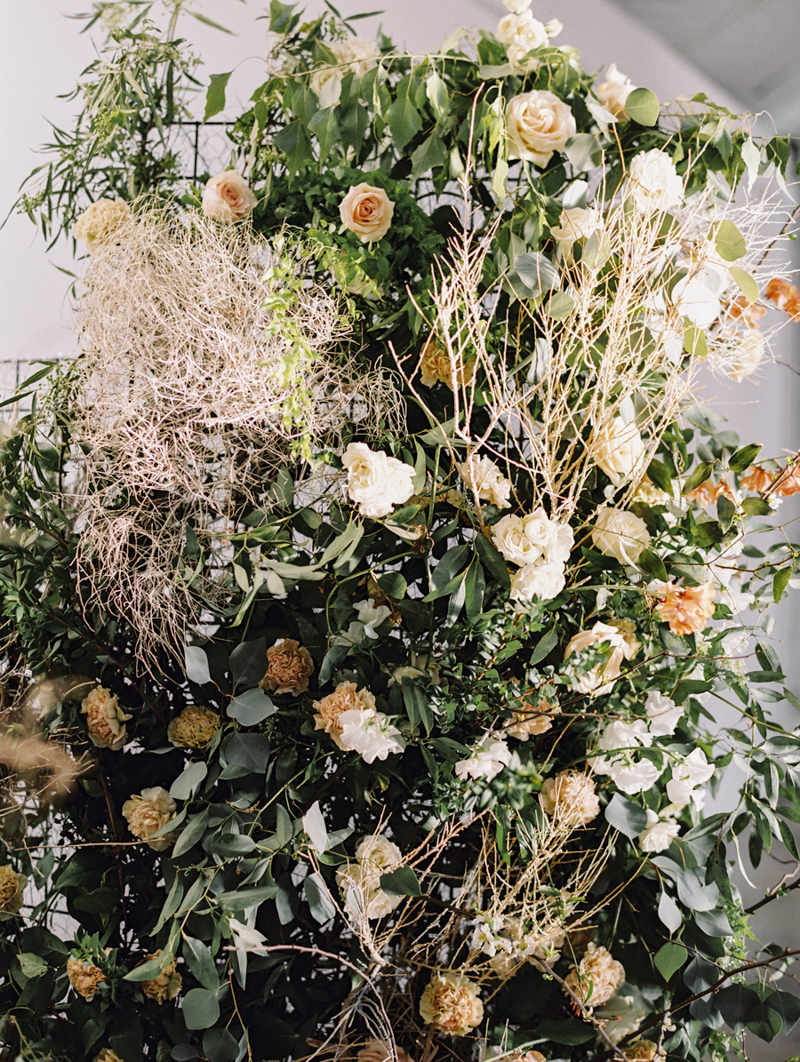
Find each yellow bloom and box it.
[167,706,220,748]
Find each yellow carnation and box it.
[140,949,182,1003]
[0,864,27,920]
[167,706,220,748]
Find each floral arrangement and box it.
[3,2,800,1062]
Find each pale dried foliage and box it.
[66,204,403,664]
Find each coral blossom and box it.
[686,478,732,508]
[260,638,314,695]
[655,581,716,635]
[765,277,800,319]
[419,971,484,1035]
[728,295,766,327]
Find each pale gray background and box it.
[3,1,800,1057]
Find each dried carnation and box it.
[506,698,559,740]
[141,949,182,1003]
[418,971,484,1036]
[93,1051,125,1062]
[539,769,600,825]
[337,834,404,919]
[81,685,132,750]
[122,787,178,851]
[623,1041,664,1061]
[73,198,132,252]
[313,681,377,751]
[167,705,220,748]
[0,864,27,920]
[260,638,314,695]
[357,1042,414,1062]
[67,956,107,1000]
[655,581,716,636]
[765,277,800,319]
[419,335,476,390]
[564,942,625,1007]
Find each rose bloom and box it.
[167,705,220,749]
[339,183,395,242]
[493,510,573,567]
[502,0,531,11]
[637,809,680,852]
[342,442,415,519]
[623,1041,665,1061]
[67,956,107,1000]
[0,864,27,920]
[540,770,600,825]
[565,943,625,1007]
[202,170,257,223]
[564,621,629,695]
[589,417,645,485]
[419,971,484,1036]
[506,698,559,740]
[596,63,636,119]
[357,1041,414,1062]
[93,1051,125,1062]
[420,335,476,390]
[72,198,132,252]
[655,581,716,635]
[141,949,182,1004]
[337,834,404,920]
[591,507,651,566]
[122,787,178,851]
[505,90,576,167]
[313,680,377,750]
[496,10,548,69]
[259,638,314,695]
[460,455,512,509]
[81,685,132,750]
[550,206,603,263]
[627,148,683,214]
[509,559,566,603]
[765,276,800,320]
[311,36,380,108]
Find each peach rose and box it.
[655,581,716,636]
[67,956,107,1000]
[122,787,178,851]
[564,942,625,1007]
[418,971,484,1036]
[167,705,220,748]
[505,90,576,167]
[202,170,257,223]
[260,638,314,695]
[506,698,559,740]
[313,681,377,750]
[141,949,182,1003]
[339,183,395,242]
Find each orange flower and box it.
[765,277,800,320]
[728,295,766,327]
[655,581,716,636]
[686,478,732,508]
[772,465,800,497]
[740,466,774,493]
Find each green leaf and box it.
[655,941,688,981]
[717,985,761,1031]
[530,627,559,666]
[386,84,423,149]
[637,548,668,582]
[410,132,447,178]
[625,87,660,126]
[377,571,407,599]
[304,872,336,923]
[474,533,511,590]
[379,866,422,897]
[215,883,277,910]
[716,494,736,532]
[185,645,211,685]
[647,458,672,494]
[228,687,275,725]
[535,1017,594,1045]
[17,953,48,979]
[125,953,174,983]
[430,543,470,591]
[229,638,267,687]
[203,1028,239,1062]
[544,290,575,318]
[183,987,220,1030]
[742,496,772,516]
[773,566,791,603]
[173,810,209,858]
[714,219,747,262]
[183,936,220,993]
[170,761,208,802]
[269,0,300,34]
[729,265,759,304]
[274,119,313,173]
[514,252,560,296]
[426,69,450,121]
[683,322,707,357]
[658,890,682,934]
[729,442,761,472]
[307,106,341,165]
[204,72,232,121]
[464,557,485,620]
[605,793,647,838]
[682,461,714,495]
[765,989,800,1033]
[222,732,270,774]
[675,866,719,911]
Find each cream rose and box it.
[493,509,573,567]
[596,64,636,119]
[497,11,548,68]
[419,971,484,1036]
[627,149,683,214]
[342,442,415,518]
[505,90,576,167]
[460,455,511,509]
[550,206,603,262]
[588,417,645,485]
[565,942,625,1006]
[167,706,220,748]
[121,787,178,851]
[93,1051,125,1062]
[591,507,651,566]
[311,36,380,109]
[509,559,566,602]
[81,685,132,750]
[202,170,257,223]
[339,183,395,242]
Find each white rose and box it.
[311,36,380,108]
[455,733,512,782]
[591,507,651,566]
[502,0,531,11]
[627,148,683,214]
[550,206,603,262]
[202,170,257,223]
[492,513,541,566]
[588,417,646,485]
[645,691,683,736]
[460,455,512,509]
[497,11,548,68]
[637,809,680,853]
[342,442,415,518]
[505,90,576,167]
[492,509,572,566]
[596,64,636,120]
[510,559,566,602]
